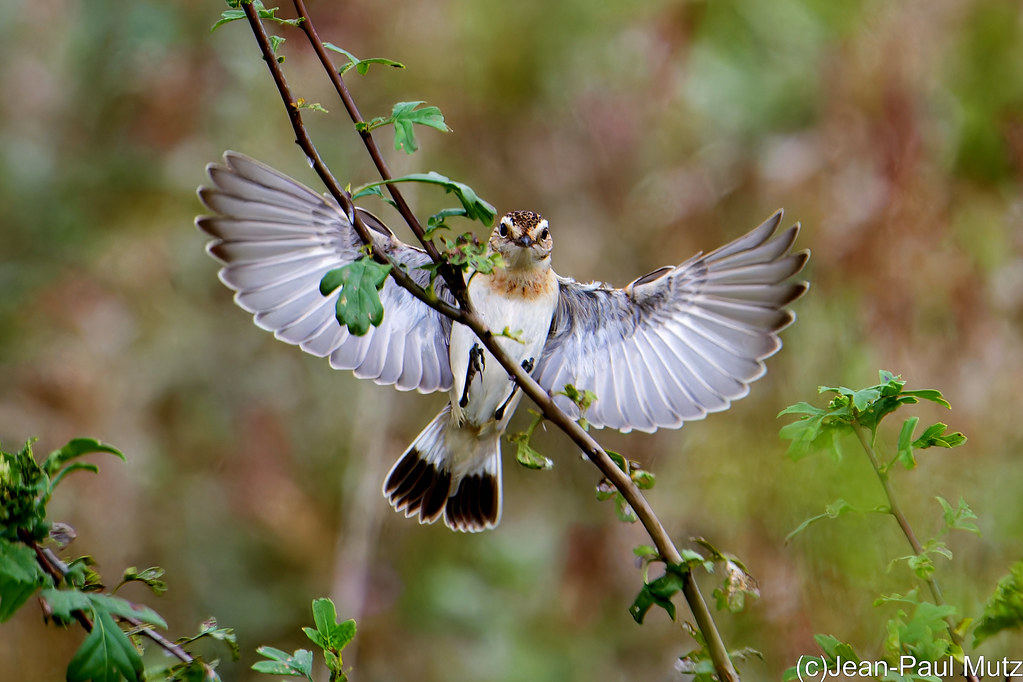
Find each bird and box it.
[196,152,809,533]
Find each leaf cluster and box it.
[253,598,356,682]
[319,256,392,336]
[0,439,240,681]
[778,371,1023,677]
[779,370,965,463]
[0,438,122,543]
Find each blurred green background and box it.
[2,0,1022,679]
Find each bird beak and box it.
[515,235,534,248]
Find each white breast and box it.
[449,271,558,429]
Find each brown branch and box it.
[241,2,465,320]
[292,0,445,265]
[240,5,739,681]
[22,531,194,666]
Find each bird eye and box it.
[541,227,550,240]
[499,223,509,237]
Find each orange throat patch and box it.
[486,266,557,300]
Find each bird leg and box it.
[459,343,485,408]
[494,357,534,421]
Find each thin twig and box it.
[242,5,739,681]
[853,426,979,682]
[241,2,465,321]
[292,0,452,279]
[23,532,194,665]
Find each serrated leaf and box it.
[0,539,48,621]
[67,608,144,682]
[814,633,861,663]
[252,647,314,679]
[319,257,391,336]
[40,587,91,622]
[389,101,450,154]
[973,560,1023,646]
[936,496,980,535]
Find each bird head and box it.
[489,210,553,270]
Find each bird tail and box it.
[382,404,502,532]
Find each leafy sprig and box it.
[356,101,450,154]
[254,598,356,682]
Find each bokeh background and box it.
[2,0,1022,680]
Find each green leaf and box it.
[896,416,919,469]
[67,608,144,682]
[88,593,167,629]
[355,173,495,226]
[43,438,123,478]
[211,1,303,31]
[614,494,638,523]
[40,587,91,622]
[304,598,356,653]
[901,389,951,409]
[210,8,245,31]
[629,563,689,624]
[912,423,966,450]
[973,560,1023,646]
[0,539,48,621]
[882,600,958,663]
[252,647,314,679]
[419,232,504,278]
[389,101,450,153]
[319,257,392,336]
[633,544,659,563]
[322,43,405,75]
[936,496,980,535]
[507,431,553,470]
[631,467,656,489]
[119,566,168,595]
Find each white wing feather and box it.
[536,211,808,433]
[197,152,454,394]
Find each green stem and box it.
[852,426,977,682]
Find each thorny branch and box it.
[240,3,740,680]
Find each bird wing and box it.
[196,151,454,393]
[534,211,808,433]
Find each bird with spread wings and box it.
[197,152,809,532]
